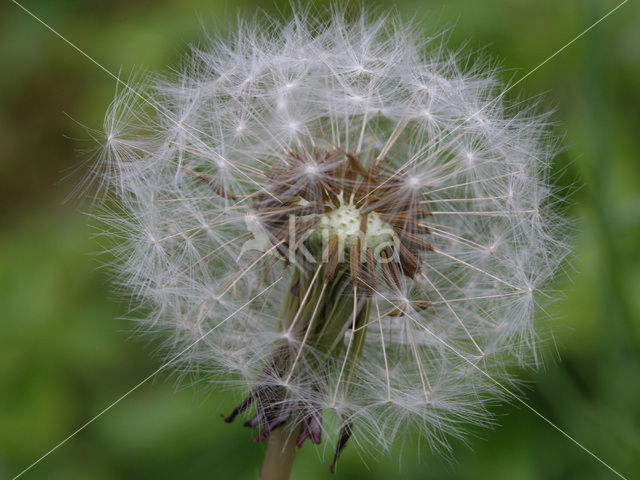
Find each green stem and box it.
[259,427,299,480]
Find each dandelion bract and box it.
[93,7,567,473]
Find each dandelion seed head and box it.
[91,6,568,468]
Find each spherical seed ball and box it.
[93,6,568,463]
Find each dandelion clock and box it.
[92,7,567,479]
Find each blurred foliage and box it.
[1,0,639,479]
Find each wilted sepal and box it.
[295,409,323,447]
[222,382,291,443]
[330,422,353,474]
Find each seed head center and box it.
[313,197,394,250]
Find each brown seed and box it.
[380,247,402,290]
[385,299,432,316]
[398,241,420,278]
[400,231,434,252]
[346,152,375,180]
[324,234,341,281]
[349,240,362,287]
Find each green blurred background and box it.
[1,1,639,478]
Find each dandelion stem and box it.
[259,426,300,480]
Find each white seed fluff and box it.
[93,7,568,460]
